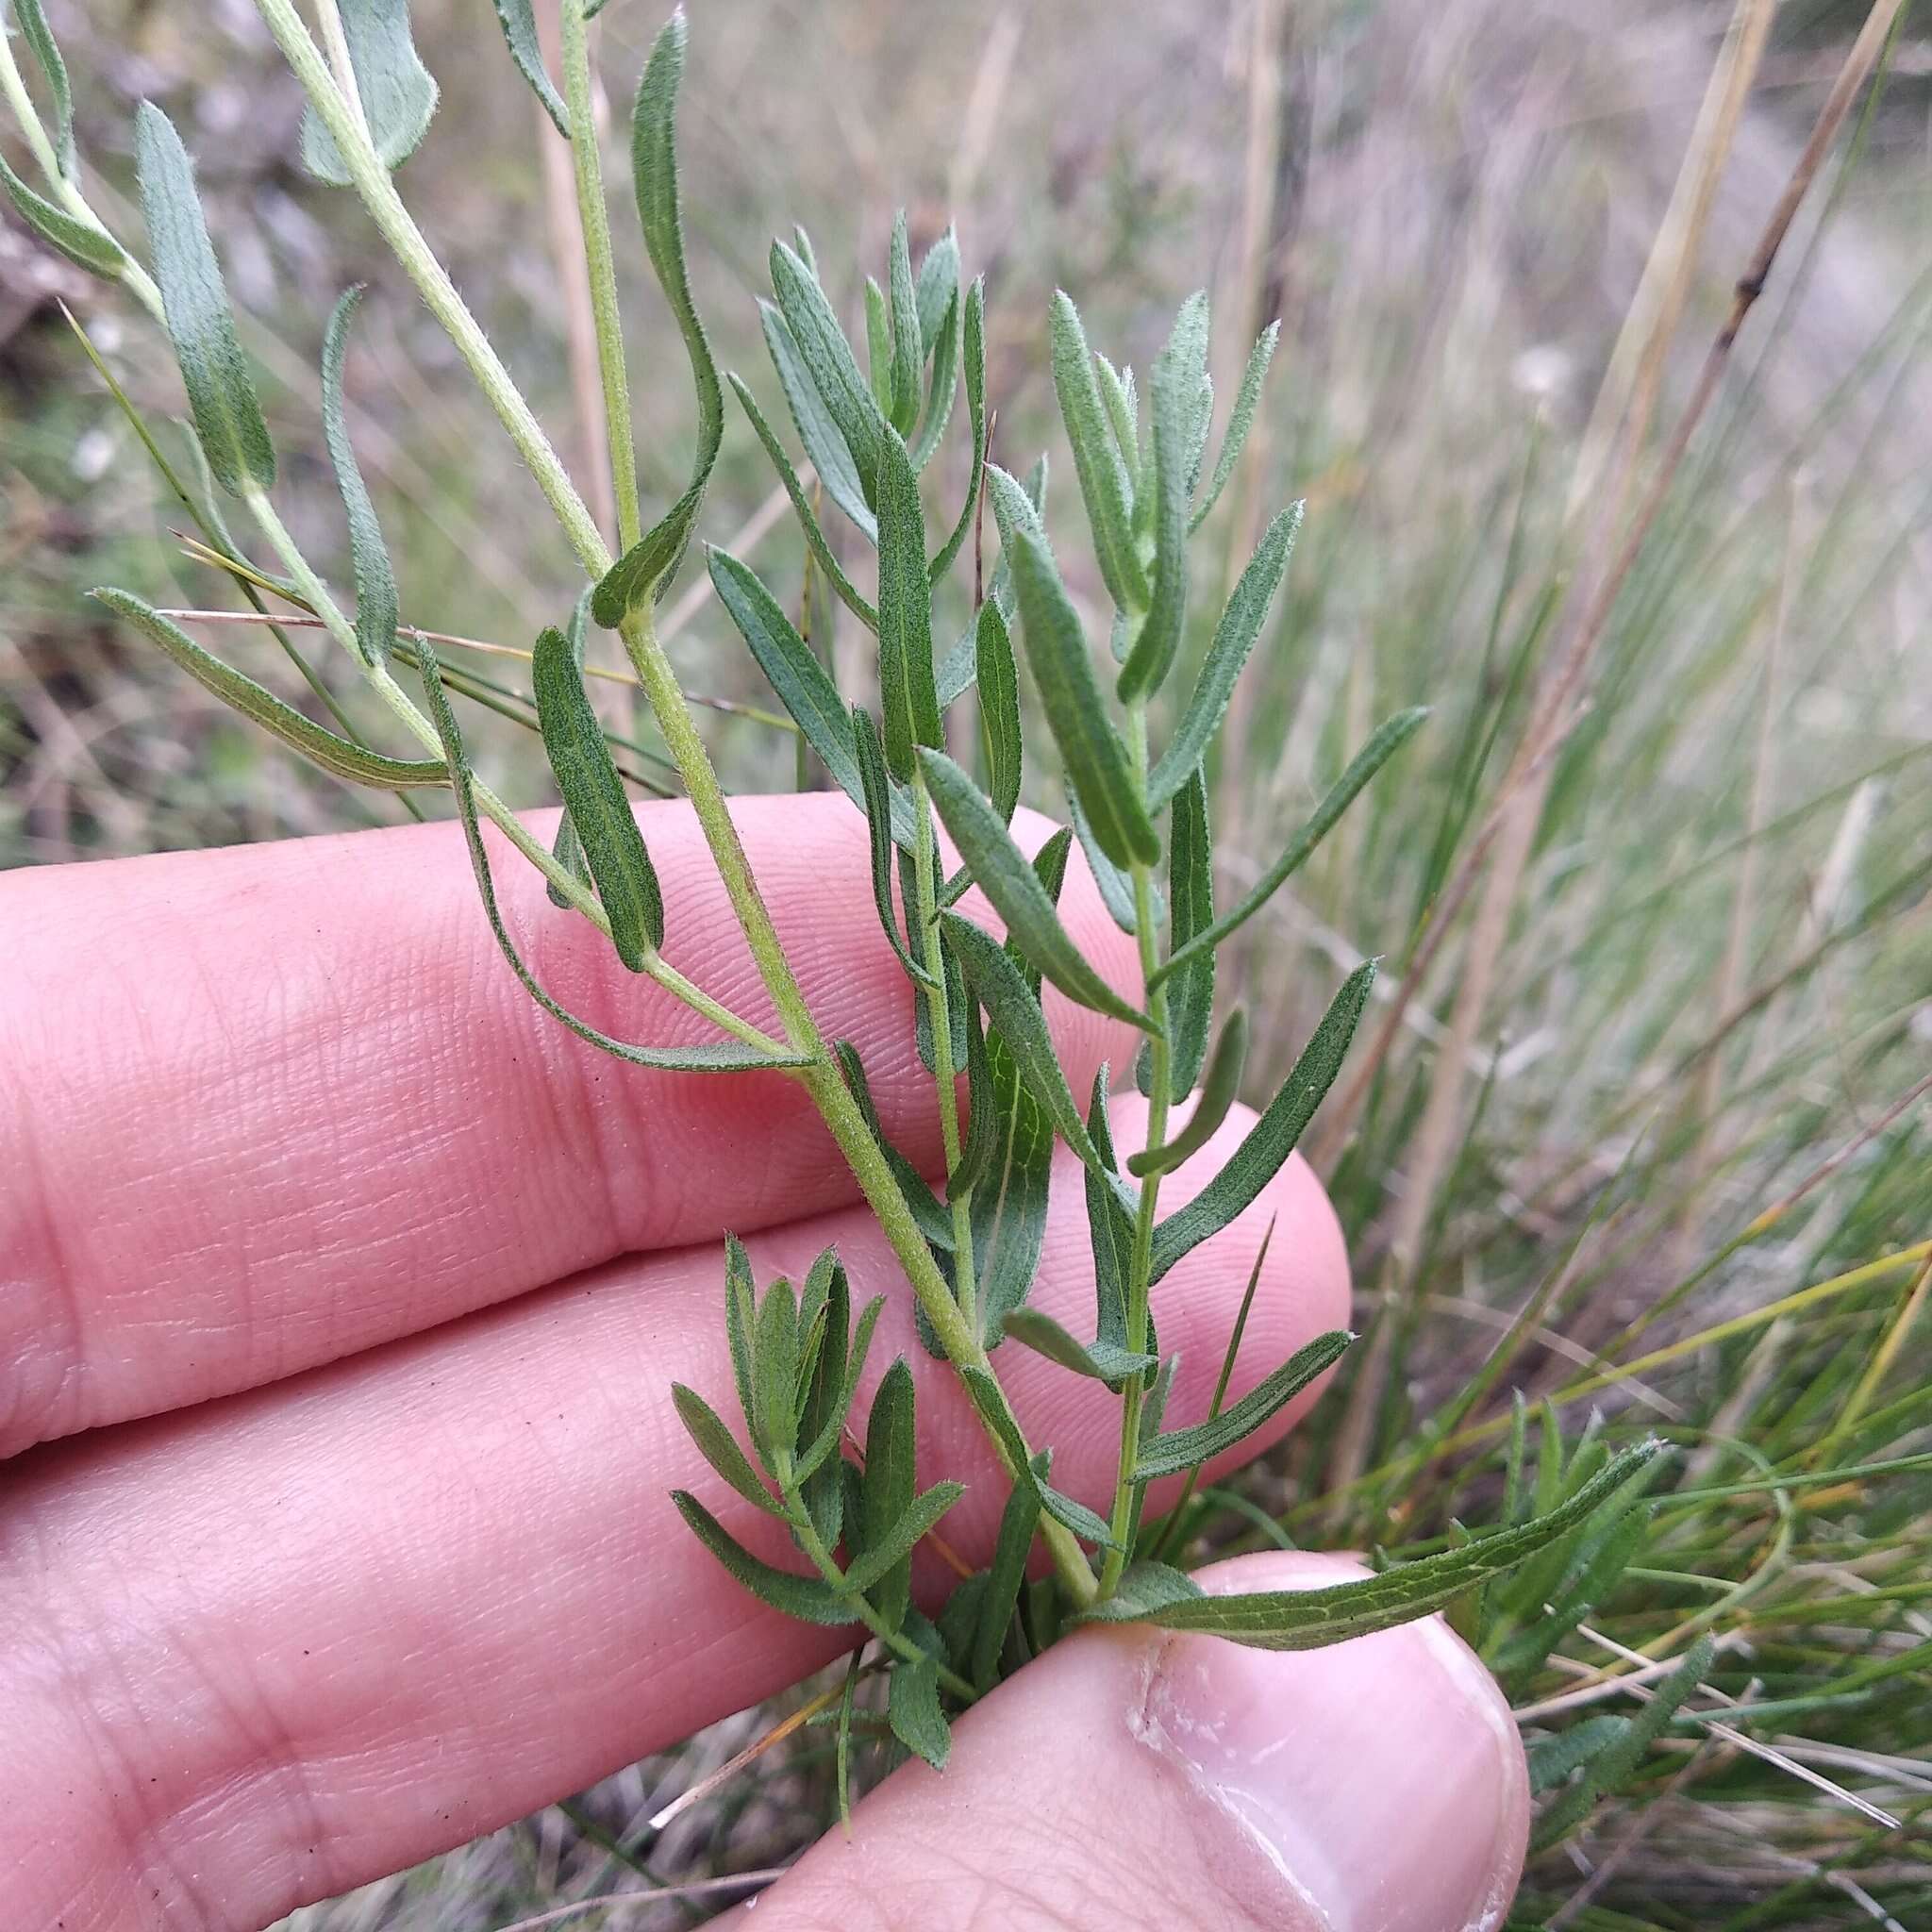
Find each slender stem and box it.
[311,0,371,141]
[252,0,608,575]
[779,1473,977,1702]
[0,25,164,318]
[250,0,1098,1603]
[558,0,643,554]
[909,766,979,1334]
[1099,711,1171,1597]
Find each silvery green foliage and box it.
[30,0,1654,1789]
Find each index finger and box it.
[0,791,1138,1453]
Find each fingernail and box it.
[1128,1551,1529,1932]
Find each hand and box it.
[1,794,1527,1931]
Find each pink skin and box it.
[0,796,1525,1932]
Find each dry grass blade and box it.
[1320,0,1910,1171]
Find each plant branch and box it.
[559,0,642,553]
[250,0,1097,1603]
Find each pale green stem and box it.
[253,0,608,575]
[558,0,643,554]
[910,764,977,1332]
[250,0,1098,1603]
[0,25,163,318]
[1098,712,1171,1597]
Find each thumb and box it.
[743,1552,1529,1932]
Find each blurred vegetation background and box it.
[4,1,1929,1927]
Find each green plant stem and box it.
[251,0,608,573]
[911,763,978,1332]
[777,1469,977,1702]
[253,0,1098,1604]
[558,0,642,554]
[1094,705,1171,1598]
[0,22,164,317]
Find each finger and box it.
[0,1098,1346,1932]
[749,1551,1529,1932]
[0,792,1137,1450]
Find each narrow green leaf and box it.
[887,1655,951,1770]
[1002,1308,1155,1385]
[751,1275,800,1467]
[792,1248,849,1546]
[547,805,591,910]
[1526,1714,1629,1797]
[759,302,877,545]
[1151,961,1374,1282]
[1049,291,1145,610]
[727,373,877,626]
[1129,1008,1247,1179]
[1094,353,1140,498]
[92,590,441,790]
[983,458,1047,550]
[1066,780,1156,936]
[417,640,808,1073]
[8,0,73,175]
[0,153,125,275]
[670,1491,852,1624]
[135,102,275,497]
[863,276,894,414]
[973,1458,1042,1690]
[533,625,662,967]
[857,1357,917,1627]
[771,239,889,503]
[1192,321,1278,532]
[1008,529,1158,869]
[945,996,996,1205]
[1164,767,1216,1093]
[708,544,873,809]
[918,749,1155,1032]
[942,911,1100,1169]
[302,0,438,184]
[886,210,922,434]
[795,1292,886,1483]
[909,289,959,474]
[1119,293,1206,701]
[875,430,943,780]
[1086,1441,1670,1648]
[1532,1636,1714,1850]
[318,286,397,668]
[833,1041,955,1254]
[974,600,1022,824]
[491,0,568,135]
[1135,1329,1350,1480]
[928,276,986,582]
[854,706,933,987]
[958,1365,1119,1548]
[847,1479,965,1601]
[544,591,595,908]
[968,1022,1054,1346]
[915,227,958,357]
[724,1233,757,1432]
[598,7,723,623]
[1155,708,1429,985]
[1085,1066,1136,1352]
[1147,503,1302,810]
[672,1383,786,1517]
